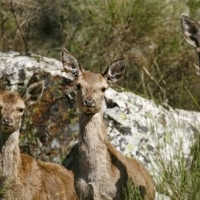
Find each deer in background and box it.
[0,81,77,200]
[181,14,200,68]
[62,48,155,200]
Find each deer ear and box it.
[102,57,127,84]
[23,81,44,107]
[181,14,200,48]
[62,48,84,81]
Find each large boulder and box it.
[1,51,200,196]
[0,51,77,163]
[105,88,200,172]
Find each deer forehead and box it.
[0,91,25,109]
[77,71,108,89]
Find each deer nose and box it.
[83,98,95,107]
[2,117,12,126]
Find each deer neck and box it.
[78,111,111,179]
[79,110,107,141]
[0,130,21,178]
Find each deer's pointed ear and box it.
[62,48,84,81]
[23,81,44,107]
[102,57,127,84]
[181,14,200,48]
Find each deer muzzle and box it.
[2,116,13,126]
[83,98,95,107]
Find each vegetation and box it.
[1,0,200,110]
[1,0,200,199]
[154,133,200,200]
[123,178,143,200]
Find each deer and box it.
[61,48,155,200]
[181,14,200,68]
[0,81,78,200]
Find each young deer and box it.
[181,14,200,67]
[0,81,77,200]
[62,48,155,200]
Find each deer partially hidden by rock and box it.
[62,48,155,200]
[181,14,200,68]
[0,81,77,200]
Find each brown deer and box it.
[0,81,77,200]
[181,14,200,68]
[62,48,155,200]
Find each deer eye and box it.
[101,87,106,92]
[71,69,78,77]
[76,84,81,90]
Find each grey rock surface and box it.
[1,51,199,199]
[105,88,200,172]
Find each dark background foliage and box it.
[1,0,200,110]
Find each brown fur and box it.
[0,82,77,200]
[62,49,155,200]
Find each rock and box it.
[105,88,200,169]
[0,51,77,163]
[1,51,200,198]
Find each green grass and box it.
[152,123,200,200]
[124,178,143,200]
[123,134,200,199]
[0,176,11,198]
[155,141,200,200]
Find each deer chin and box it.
[81,106,99,114]
[0,124,15,133]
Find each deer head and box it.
[62,48,126,114]
[0,81,44,134]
